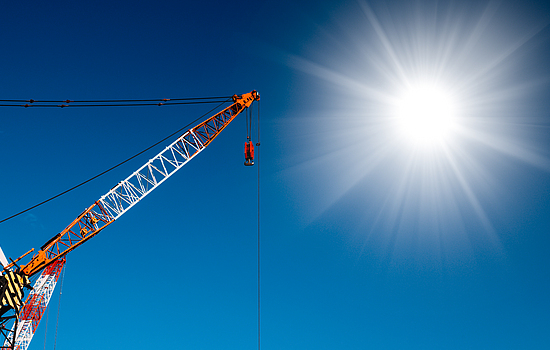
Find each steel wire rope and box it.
[0,95,231,103]
[247,106,254,142]
[52,264,65,350]
[0,100,229,108]
[256,99,261,350]
[43,291,50,350]
[0,99,231,224]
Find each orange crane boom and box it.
[12,90,259,278]
[0,90,259,350]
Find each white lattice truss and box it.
[19,92,259,279]
[99,129,205,220]
[96,96,253,221]
[2,91,258,350]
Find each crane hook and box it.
[244,141,254,166]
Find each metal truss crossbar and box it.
[19,91,258,278]
[97,101,243,220]
[4,259,65,350]
[2,91,259,350]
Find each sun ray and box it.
[282,0,550,260]
[357,1,411,86]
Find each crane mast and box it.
[0,90,259,350]
[3,259,65,350]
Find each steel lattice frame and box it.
[3,259,65,350]
[0,315,16,350]
[1,90,259,350]
[19,91,259,278]
[98,106,235,220]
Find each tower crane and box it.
[0,90,260,350]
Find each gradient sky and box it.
[1,0,550,349]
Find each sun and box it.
[395,83,457,147]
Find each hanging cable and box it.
[0,96,230,103]
[257,98,261,350]
[0,100,229,108]
[246,107,250,141]
[52,264,65,350]
[256,99,260,147]
[43,292,50,350]
[0,95,231,104]
[249,106,253,142]
[0,99,231,224]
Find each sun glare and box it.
[395,84,457,147]
[287,0,549,245]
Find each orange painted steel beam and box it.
[15,91,259,278]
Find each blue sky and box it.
[1,0,550,349]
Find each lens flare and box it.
[395,84,457,147]
[284,0,550,257]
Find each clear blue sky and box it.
[1,0,550,349]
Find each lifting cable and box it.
[42,291,50,350]
[0,98,231,224]
[246,105,253,142]
[246,108,249,141]
[256,99,261,350]
[52,265,65,350]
